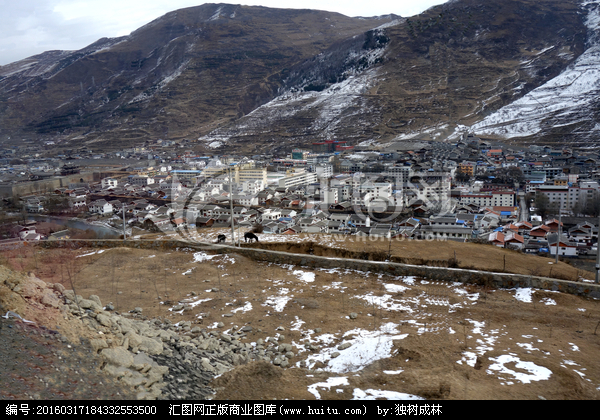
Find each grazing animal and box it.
[244,232,259,243]
[217,234,226,243]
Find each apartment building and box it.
[460,190,516,207]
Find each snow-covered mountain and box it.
[471,0,600,148]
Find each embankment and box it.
[40,239,600,299]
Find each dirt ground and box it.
[2,241,599,400]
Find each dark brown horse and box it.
[244,232,259,242]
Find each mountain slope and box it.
[0,0,596,153]
[471,0,600,147]
[203,0,588,153]
[0,3,395,149]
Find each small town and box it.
[1,0,599,403]
[1,135,599,262]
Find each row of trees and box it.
[533,193,600,220]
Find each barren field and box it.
[2,235,600,400]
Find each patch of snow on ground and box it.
[193,251,219,262]
[352,388,424,400]
[487,355,552,384]
[182,297,212,308]
[541,297,557,305]
[457,351,479,367]
[76,250,105,258]
[305,323,408,373]
[383,369,404,375]
[513,288,533,303]
[517,342,540,352]
[307,377,349,400]
[384,283,408,293]
[263,288,291,312]
[354,292,414,313]
[231,302,252,313]
[293,270,315,282]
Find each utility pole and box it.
[229,167,236,246]
[122,203,126,241]
[555,212,561,264]
[596,214,600,284]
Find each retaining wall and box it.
[41,239,600,299]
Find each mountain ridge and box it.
[0,1,597,153]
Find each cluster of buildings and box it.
[2,134,600,257]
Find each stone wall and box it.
[42,239,600,299]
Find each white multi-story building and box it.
[460,191,516,207]
[101,177,118,189]
[315,164,334,179]
[129,175,155,186]
[241,180,265,195]
[235,167,267,184]
[383,165,411,188]
[351,177,394,208]
[321,186,339,205]
[403,171,452,211]
[278,170,318,189]
[536,184,599,212]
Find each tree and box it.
[572,200,584,218]
[455,171,471,183]
[534,193,553,220]
[44,196,69,214]
[583,196,600,218]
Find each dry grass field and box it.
[151,228,595,281]
[2,238,599,400]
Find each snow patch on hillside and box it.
[471,1,600,142]
[199,67,381,147]
[198,41,387,147]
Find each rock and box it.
[89,338,109,353]
[88,295,102,308]
[101,347,134,368]
[349,312,358,319]
[139,337,163,356]
[338,342,352,350]
[331,352,341,358]
[77,298,102,312]
[96,313,113,328]
[40,289,60,308]
[126,331,144,350]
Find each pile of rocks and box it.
[61,291,301,400]
[1,268,306,400]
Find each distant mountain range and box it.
[1,0,599,154]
